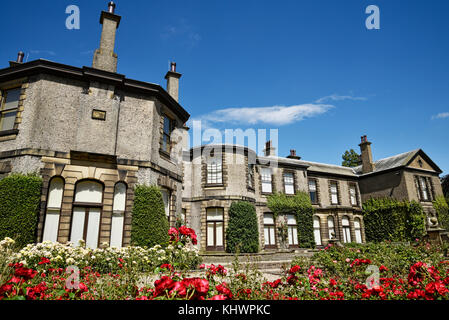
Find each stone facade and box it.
[0,5,189,248]
[181,145,366,251]
[0,3,445,252]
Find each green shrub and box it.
[433,196,449,231]
[267,192,315,248]
[362,198,427,242]
[226,201,259,253]
[131,185,169,248]
[0,173,42,248]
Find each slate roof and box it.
[353,149,422,175]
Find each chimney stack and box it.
[165,62,182,102]
[92,1,121,73]
[287,149,301,160]
[359,135,375,173]
[9,51,25,67]
[263,140,276,157]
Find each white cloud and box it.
[194,103,334,126]
[432,112,449,120]
[315,94,367,103]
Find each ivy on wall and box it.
[362,198,427,242]
[131,185,169,248]
[433,196,449,232]
[0,173,42,248]
[267,192,315,249]
[225,201,259,253]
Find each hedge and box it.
[131,185,169,248]
[0,173,42,248]
[433,196,449,232]
[267,192,315,249]
[362,198,427,242]
[226,201,259,253]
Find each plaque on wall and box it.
[92,109,106,121]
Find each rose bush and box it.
[1,236,449,300]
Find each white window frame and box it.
[342,216,351,243]
[327,216,336,240]
[70,181,104,249]
[313,216,322,246]
[261,168,272,193]
[207,157,223,185]
[349,184,357,206]
[354,218,363,244]
[330,182,339,205]
[42,177,64,243]
[284,172,295,195]
[110,182,127,248]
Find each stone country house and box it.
[0,2,445,252]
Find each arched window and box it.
[264,213,276,249]
[313,216,322,246]
[354,218,363,244]
[110,182,126,248]
[206,208,224,251]
[71,181,103,249]
[327,216,336,240]
[161,189,171,221]
[287,214,298,247]
[42,177,64,242]
[342,216,352,243]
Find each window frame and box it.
[0,87,21,133]
[263,213,277,249]
[308,179,319,205]
[415,175,432,202]
[42,176,65,243]
[161,114,175,155]
[247,163,255,190]
[329,181,339,205]
[342,216,352,244]
[110,181,127,248]
[286,214,299,248]
[283,171,295,195]
[349,183,359,207]
[313,216,322,246]
[206,156,223,185]
[70,180,105,249]
[354,217,363,244]
[206,207,225,252]
[327,216,336,240]
[261,167,273,194]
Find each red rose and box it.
[15,267,38,280]
[38,257,51,265]
[289,265,301,274]
[216,282,233,299]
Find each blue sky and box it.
[1,0,448,174]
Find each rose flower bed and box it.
[1,232,449,300]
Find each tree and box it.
[131,185,169,248]
[226,201,259,253]
[342,149,360,167]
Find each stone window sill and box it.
[0,129,19,141]
[204,184,225,189]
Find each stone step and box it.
[200,250,316,265]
